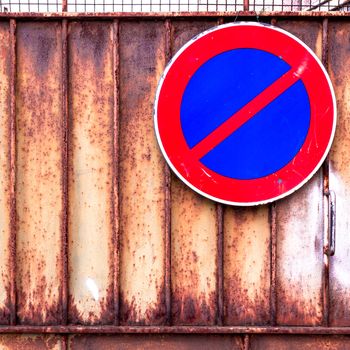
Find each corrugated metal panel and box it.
[274,20,325,326]
[16,22,65,325]
[68,20,115,325]
[224,206,271,325]
[328,20,350,327]
[171,19,219,326]
[118,20,167,325]
[0,16,349,344]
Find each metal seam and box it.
[321,17,330,328]
[62,0,67,12]
[164,18,172,326]
[113,18,121,326]
[269,17,277,328]
[9,18,17,327]
[243,334,250,350]
[216,16,224,328]
[270,203,277,326]
[61,18,69,326]
[216,204,224,326]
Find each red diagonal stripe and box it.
[191,67,302,160]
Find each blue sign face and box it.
[180,48,311,180]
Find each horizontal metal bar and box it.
[0,326,349,334]
[0,11,350,18]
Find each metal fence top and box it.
[0,0,349,13]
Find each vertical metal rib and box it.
[164,18,172,326]
[243,334,250,350]
[216,16,224,327]
[269,17,278,327]
[113,19,121,326]
[216,204,224,326]
[61,18,69,326]
[244,0,250,11]
[270,203,277,326]
[62,0,67,12]
[322,17,330,328]
[62,335,68,350]
[9,18,17,327]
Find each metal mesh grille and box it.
[0,0,349,14]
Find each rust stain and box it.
[118,20,167,325]
[171,178,218,326]
[224,206,271,326]
[172,292,217,325]
[328,20,350,327]
[0,16,348,333]
[68,21,115,325]
[69,334,243,350]
[68,295,114,326]
[275,173,324,326]
[250,335,350,349]
[119,285,167,326]
[274,20,324,327]
[16,22,64,325]
[170,19,219,327]
[0,335,64,349]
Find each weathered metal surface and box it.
[118,20,167,325]
[69,334,243,349]
[164,19,172,326]
[0,16,349,337]
[170,20,219,326]
[224,206,271,325]
[328,20,350,327]
[0,335,64,349]
[16,22,64,325]
[274,20,324,326]
[68,21,115,325]
[250,335,350,349]
[0,21,11,325]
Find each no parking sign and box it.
[154,22,336,206]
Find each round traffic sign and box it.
[154,22,336,206]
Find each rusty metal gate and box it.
[0,5,350,349]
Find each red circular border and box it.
[155,23,336,205]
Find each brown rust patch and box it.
[250,335,350,349]
[172,292,217,325]
[69,334,243,350]
[275,176,324,326]
[170,19,219,327]
[171,176,218,326]
[274,20,324,327]
[328,20,350,327]
[16,21,64,325]
[224,205,271,326]
[0,21,12,325]
[0,334,64,349]
[69,21,110,72]
[68,21,115,325]
[68,294,114,326]
[118,20,167,325]
[119,285,166,326]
